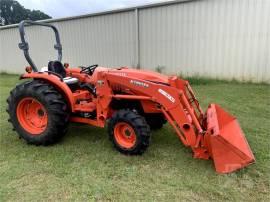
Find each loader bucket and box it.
[205,104,255,174]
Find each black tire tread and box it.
[145,113,167,130]
[108,109,150,155]
[6,80,69,145]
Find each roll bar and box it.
[18,20,62,72]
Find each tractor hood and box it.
[109,67,170,84]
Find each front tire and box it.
[108,109,150,155]
[7,80,70,145]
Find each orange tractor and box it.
[7,20,255,173]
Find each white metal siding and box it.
[0,0,269,82]
[139,0,270,82]
[55,11,136,68]
[0,11,136,74]
[0,24,58,73]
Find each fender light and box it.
[25,66,32,73]
[64,63,69,68]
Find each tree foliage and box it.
[0,0,51,26]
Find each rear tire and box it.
[6,80,70,145]
[108,109,150,155]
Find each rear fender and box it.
[20,73,75,112]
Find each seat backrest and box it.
[48,61,66,78]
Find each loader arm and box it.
[104,71,205,152]
[103,71,255,173]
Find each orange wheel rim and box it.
[16,97,48,135]
[114,122,136,149]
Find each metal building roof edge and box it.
[0,0,197,30]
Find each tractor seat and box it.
[48,61,66,77]
[41,61,79,85]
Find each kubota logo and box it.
[130,80,149,88]
[158,89,175,103]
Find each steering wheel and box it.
[80,64,98,75]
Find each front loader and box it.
[7,20,255,174]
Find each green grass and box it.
[0,74,269,201]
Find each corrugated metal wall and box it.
[139,0,270,82]
[0,11,136,74]
[0,0,269,82]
